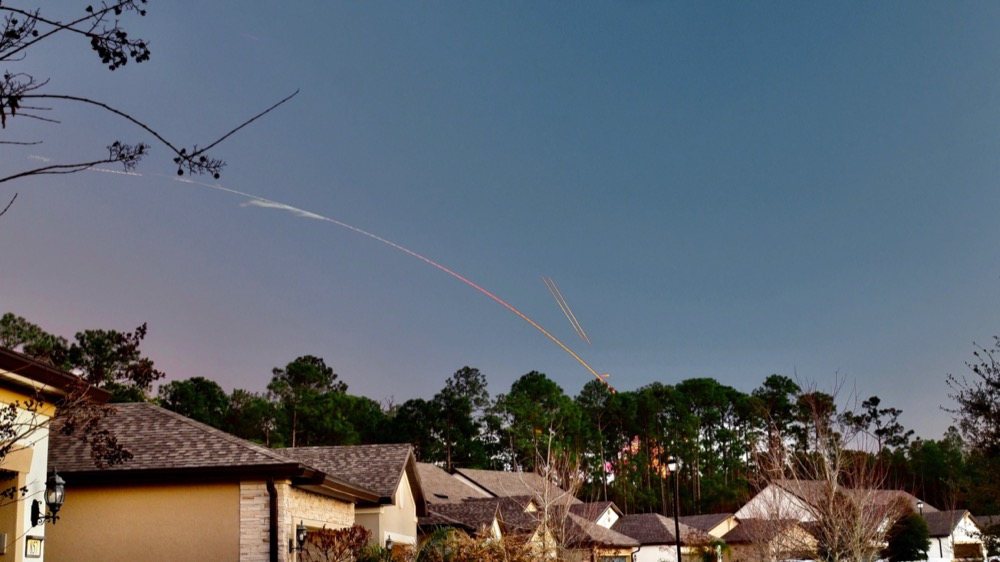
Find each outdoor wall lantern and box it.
[289,520,308,553]
[31,469,65,527]
[385,536,393,551]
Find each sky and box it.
[3,2,1000,440]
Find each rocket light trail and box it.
[91,168,617,392]
[543,276,591,345]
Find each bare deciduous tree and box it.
[740,385,910,562]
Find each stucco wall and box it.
[45,482,240,562]
[356,471,418,547]
[0,384,53,562]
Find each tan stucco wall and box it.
[356,471,418,547]
[0,381,54,562]
[45,482,240,562]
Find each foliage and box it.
[268,355,347,447]
[947,336,1000,457]
[302,524,372,562]
[157,376,230,428]
[980,522,1000,557]
[68,322,165,401]
[882,511,930,562]
[1,312,163,401]
[414,528,533,562]
[222,388,276,445]
[492,371,581,472]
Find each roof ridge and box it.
[124,402,298,466]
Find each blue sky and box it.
[3,2,1000,439]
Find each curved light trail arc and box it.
[96,169,617,392]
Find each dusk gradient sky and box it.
[3,2,1000,440]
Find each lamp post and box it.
[666,457,682,562]
[31,469,66,527]
[917,500,924,516]
[385,536,393,553]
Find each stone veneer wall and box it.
[241,480,356,562]
[240,480,274,562]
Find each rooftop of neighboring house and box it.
[453,467,582,505]
[48,402,379,504]
[564,512,639,550]
[416,462,491,504]
[679,512,735,533]
[421,494,637,550]
[278,443,426,513]
[975,514,1000,529]
[722,518,801,544]
[612,513,711,545]
[569,501,618,522]
[772,480,936,514]
[923,510,975,537]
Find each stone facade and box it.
[240,480,274,562]
[240,479,357,562]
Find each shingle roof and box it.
[50,402,297,473]
[277,444,414,500]
[417,462,491,504]
[773,480,937,514]
[923,510,971,537]
[48,402,380,503]
[423,500,502,533]
[453,467,581,504]
[612,513,709,545]
[722,519,799,544]
[975,514,1000,530]
[679,513,733,532]
[564,512,639,549]
[569,501,616,522]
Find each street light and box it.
[666,457,682,562]
[31,469,66,527]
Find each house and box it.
[46,402,380,562]
[277,444,427,553]
[720,518,816,562]
[612,513,713,562]
[923,510,986,562]
[418,464,637,560]
[735,480,931,522]
[0,347,110,562]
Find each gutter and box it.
[268,478,279,562]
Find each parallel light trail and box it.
[97,169,617,392]
[543,276,591,345]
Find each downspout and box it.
[267,478,279,562]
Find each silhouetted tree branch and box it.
[0,1,296,211]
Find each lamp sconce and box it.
[30,469,65,527]
[289,521,307,554]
